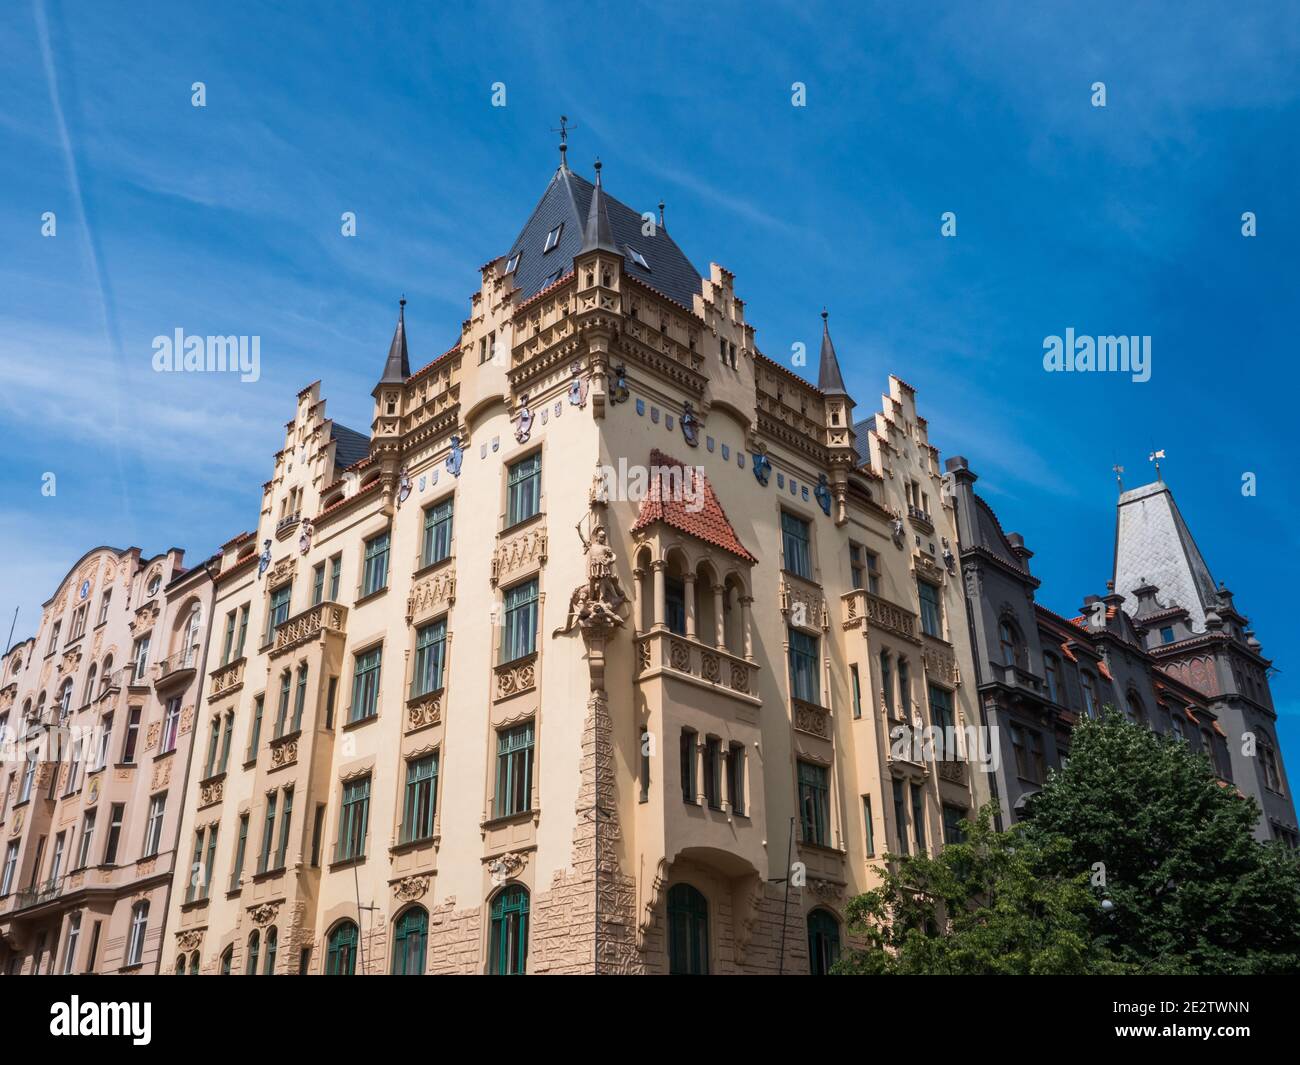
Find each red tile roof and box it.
[632,449,757,563]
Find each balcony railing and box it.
[209,657,246,700]
[270,602,347,659]
[155,644,201,685]
[792,697,831,739]
[15,876,64,911]
[635,630,760,705]
[841,589,921,644]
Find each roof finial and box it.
[594,157,602,184]
[580,158,618,254]
[816,307,847,396]
[1148,448,1165,482]
[658,200,665,229]
[551,114,576,170]
[1113,463,1124,490]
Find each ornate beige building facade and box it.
[0,547,214,973]
[159,158,984,975]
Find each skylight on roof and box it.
[541,269,562,289]
[625,245,649,270]
[543,223,563,253]
[506,251,522,273]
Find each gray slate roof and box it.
[852,417,877,466]
[1113,480,1218,630]
[331,423,370,470]
[503,166,703,310]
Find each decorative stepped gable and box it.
[1113,480,1219,631]
[632,449,757,563]
[501,162,703,310]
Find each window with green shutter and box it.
[787,628,820,704]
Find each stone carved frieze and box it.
[130,601,161,635]
[393,875,430,902]
[780,577,828,631]
[487,851,528,884]
[492,526,547,585]
[407,690,442,733]
[406,567,456,621]
[248,902,280,926]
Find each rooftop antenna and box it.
[551,114,576,169]
[1148,448,1165,482]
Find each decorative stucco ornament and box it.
[568,361,589,407]
[681,401,700,447]
[396,468,412,508]
[814,473,832,516]
[513,394,534,443]
[752,452,772,486]
[942,537,957,575]
[891,515,906,549]
[257,539,273,578]
[298,520,314,556]
[610,364,630,404]
[446,435,464,478]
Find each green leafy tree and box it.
[1024,708,1300,975]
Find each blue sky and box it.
[2,1,1298,763]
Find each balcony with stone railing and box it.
[208,657,246,701]
[841,590,922,645]
[269,601,348,660]
[635,630,760,708]
[792,697,831,739]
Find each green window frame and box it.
[911,783,925,853]
[703,737,721,809]
[258,792,277,874]
[336,776,370,862]
[392,906,428,975]
[495,723,534,818]
[501,580,538,663]
[781,511,812,579]
[263,926,278,975]
[850,664,862,719]
[275,671,291,737]
[421,498,454,567]
[362,532,390,597]
[863,795,876,857]
[245,930,259,975]
[787,628,820,704]
[506,453,542,527]
[248,696,263,759]
[918,580,942,638]
[928,683,955,759]
[679,728,697,804]
[798,760,830,846]
[350,647,382,723]
[328,556,341,601]
[230,814,248,892]
[807,909,841,975]
[892,778,908,855]
[667,883,709,975]
[401,753,438,843]
[275,788,293,870]
[221,612,236,666]
[292,664,308,732]
[312,563,325,606]
[267,584,291,643]
[488,885,530,975]
[411,619,447,697]
[326,921,357,975]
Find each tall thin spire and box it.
[817,309,847,395]
[380,297,410,384]
[581,159,619,254]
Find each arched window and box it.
[189,951,200,975]
[83,664,98,706]
[183,606,203,667]
[245,930,260,975]
[807,908,841,975]
[326,921,358,975]
[1125,692,1145,725]
[264,926,278,975]
[488,884,529,975]
[126,902,149,967]
[666,883,708,975]
[998,619,1024,668]
[57,679,73,721]
[392,906,428,975]
[219,946,233,975]
[175,954,185,975]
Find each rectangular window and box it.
[506,453,542,527]
[143,794,166,857]
[275,788,293,869]
[350,647,382,723]
[205,715,221,778]
[64,738,82,795]
[496,723,535,818]
[247,695,263,759]
[160,697,181,754]
[97,591,111,627]
[680,729,697,803]
[75,811,96,870]
[328,556,342,601]
[851,664,863,719]
[275,670,291,737]
[911,783,925,854]
[781,512,812,579]
[292,664,308,732]
[543,222,563,252]
[798,761,830,846]
[849,542,865,589]
[892,779,908,856]
[866,550,881,595]
[230,813,248,891]
[703,737,722,810]
[103,804,124,865]
[49,832,66,883]
[942,804,967,846]
[639,727,651,803]
[131,635,150,682]
[863,795,876,857]
[324,677,337,730]
[185,832,203,903]
[401,754,438,843]
[362,531,390,597]
[928,684,955,759]
[918,581,943,638]
[267,585,292,643]
[70,605,87,640]
[235,605,249,657]
[221,611,236,665]
[203,824,218,896]
[411,619,447,697]
[664,577,686,635]
[501,580,538,662]
[727,743,745,815]
[880,651,893,715]
[258,792,277,874]
[787,628,820,704]
[121,707,142,764]
[219,712,233,773]
[337,776,370,861]
[898,658,911,717]
[312,563,325,606]
[310,804,325,867]
[1,842,18,896]
[421,498,454,567]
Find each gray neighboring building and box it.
[945,458,1297,846]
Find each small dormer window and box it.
[625,245,649,270]
[541,269,561,289]
[1160,626,1175,644]
[543,224,563,253]
[506,252,522,274]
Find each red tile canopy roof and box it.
[631,449,757,563]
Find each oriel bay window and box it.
[350,647,382,723]
[361,530,390,597]
[798,760,830,846]
[401,753,438,843]
[411,619,447,697]
[506,452,542,527]
[336,776,370,862]
[422,498,454,567]
[496,723,534,818]
[787,628,820,704]
[501,580,538,663]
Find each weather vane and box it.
[1112,464,1124,489]
[551,114,577,166]
[1148,448,1165,482]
